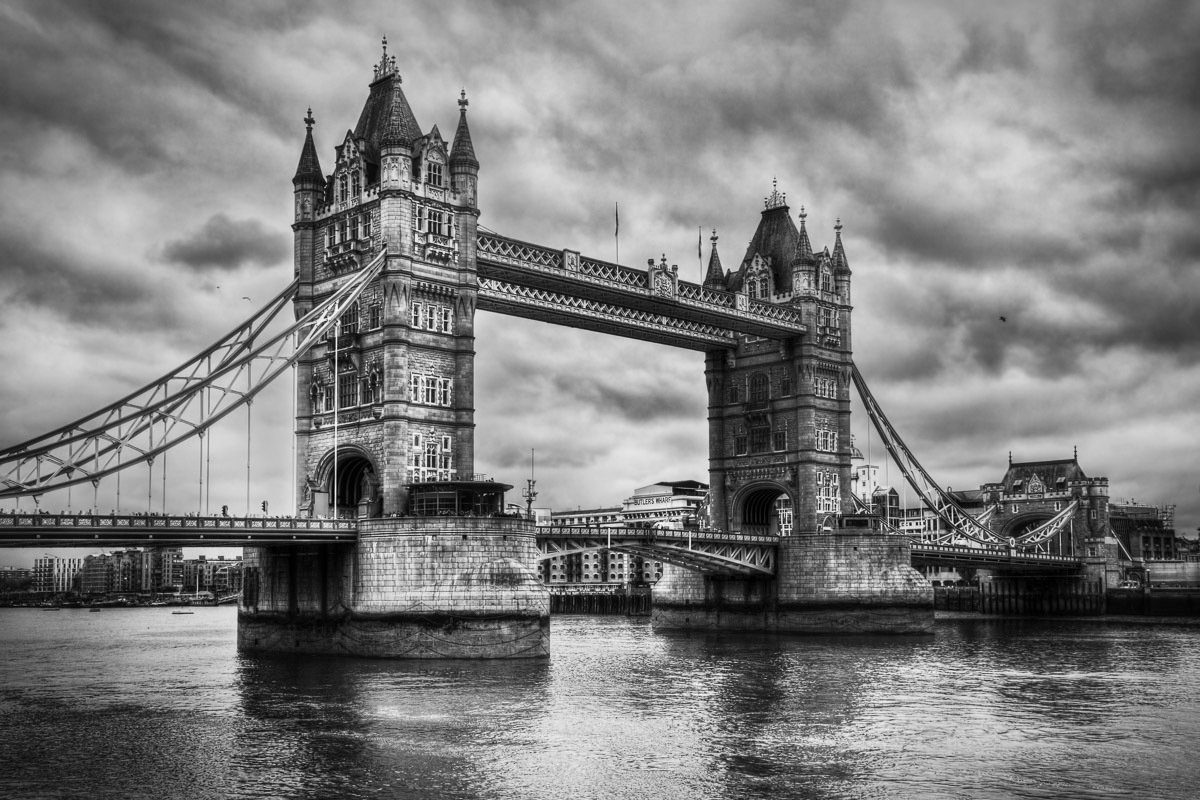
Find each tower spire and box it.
[832,217,850,273]
[449,88,479,170]
[292,107,324,186]
[703,229,726,289]
[795,204,814,263]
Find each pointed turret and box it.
[450,90,479,171]
[703,229,726,289]
[795,205,815,264]
[832,217,850,274]
[292,109,325,187]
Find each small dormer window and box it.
[427,160,443,187]
[351,171,361,197]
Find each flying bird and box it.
[999,315,1007,322]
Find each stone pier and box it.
[238,517,549,658]
[652,532,933,634]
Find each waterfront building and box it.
[32,555,82,594]
[540,481,707,587]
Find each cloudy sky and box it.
[1,0,1198,567]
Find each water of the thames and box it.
[2,608,1199,800]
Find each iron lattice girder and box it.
[477,277,735,350]
[476,233,806,345]
[536,526,778,576]
[0,252,387,499]
[0,512,357,547]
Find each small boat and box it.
[171,610,194,615]
[89,607,102,613]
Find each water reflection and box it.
[3,610,1200,799]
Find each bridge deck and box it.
[0,512,357,547]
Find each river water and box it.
[1,607,1198,799]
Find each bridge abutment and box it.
[652,532,933,633]
[238,517,549,658]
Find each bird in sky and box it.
[999,315,1007,322]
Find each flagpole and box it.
[614,201,620,263]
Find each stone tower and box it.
[703,184,854,537]
[291,41,480,519]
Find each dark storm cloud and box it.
[160,214,289,272]
[0,222,160,327]
[549,374,703,424]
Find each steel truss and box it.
[850,363,1074,551]
[537,526,777,577]
[0,252,387,499]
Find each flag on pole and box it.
[614,202,619,237]
[698,226,702,258]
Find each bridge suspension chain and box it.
[0,251,387,499]
[851,364,1078,552]
[850,363,1006,547]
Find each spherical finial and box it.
[304,108,315,130]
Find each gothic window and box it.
[814,373,837,399]
[408,432,454,482]
[773,420,788,451]
[337,370,358,409]
[426,208,446,237]
[749,426,770,454]
[734,431,747,456]
[439,307,452,334]
[427,160,443,187]
[351,171,361,197]
[728,383,740,404]
[409,373,452,407]
[410,301,422,328]
[780,370,792,396]
[368,303,382,329]
[340,305,358,338]
[358,214,371,240]
[339,217,350,243]
[748,373,769,408]
[820,269,832,294]
[775,496,793,536]
[816,470,840,514]
[816,417,838,452]
[338,174,348,204]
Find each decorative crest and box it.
[764,177,787,210]
[373,35,400,81]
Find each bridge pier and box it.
[652,532,933,634]
[238,517,549,658]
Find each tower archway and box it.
[736,483,794,537]
[315,445,381,519]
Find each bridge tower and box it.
[239,42,548,659]
[655,186,931,633]
[702,187,854,537]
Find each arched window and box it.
[338,174,348,203]
[427,160,443,187]
[351,170,361,197]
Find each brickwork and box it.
[652,533,932,633]
[239,518,549,658]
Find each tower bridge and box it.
[0,44,1103,657]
